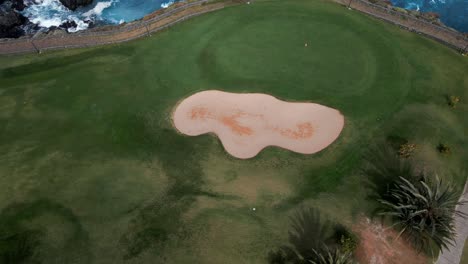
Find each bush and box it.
[448,96,460,108]
[340,234,358,254]
[332,225,359,254]
[398,143,418,158]
[437,143,451,155]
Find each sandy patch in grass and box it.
[172,90,344,159]
[354,218,428,264]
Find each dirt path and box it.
[334,0,468,53]
[436,182,468,264]
[353,219,428,264]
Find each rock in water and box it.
[59,0,93,11]
[59,20,78,30]
[0,8,27,38]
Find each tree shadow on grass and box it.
[360,136,433,220]
[267,207,347,264]
[0,46,136,80]
[119,114,228,260]
[361,142,416,201]
[0,199,91,264]
[0,229,42,264]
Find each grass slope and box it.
[0,0,467,263]
[462,241,468,264]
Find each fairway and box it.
[0,0,467,263]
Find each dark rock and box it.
[84,19,94,28]
[59,20,77,29]
[0,8,27,38]
[11,0,26,11]
[59,0,92,10]
[0,0,25,11]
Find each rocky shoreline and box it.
[0,0,26,38]
[0,0,229,55]
[2,0,467,40]
[0,0,93,38]
[368,0,465,34]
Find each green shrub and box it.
[393,7,408,14]
[437,143,451,155]
[448,95,460,108]
[340,234,358,254]
[331,225,359,254]
[398,143,418,158]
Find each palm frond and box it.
[378,174,464,253]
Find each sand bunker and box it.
[172,90,344,159]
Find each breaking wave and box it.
[21,0,115,32]
[83,1,113,17]
[20,0,179,33]
[390,0,468,32]
[161,0,174,8]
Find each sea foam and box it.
[20,0,188,34]
[22,0,114,32]
[83,1,113,17]
[161,0,174,8]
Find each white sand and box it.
[172,90,345,159]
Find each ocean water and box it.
[19,0,468,33]
[391,0,468,32]
[21,0,176,32]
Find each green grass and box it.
[0,0,467,263]
[462,240,468,264]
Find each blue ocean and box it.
[19,0,468,32]
[391,0,468,32]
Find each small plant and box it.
[332,225,359,254]
[340,233,358,254]
[448,95,460,108]
[437,143,451,155]
[398,143,418,158]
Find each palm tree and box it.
[268,207,358,264]
[288,207,332,261]
[379,175,465,253]
[309,247,355,264]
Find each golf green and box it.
[0,0,467,263]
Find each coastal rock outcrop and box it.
[59,20,78,30]
[59,0,93,11]
[0,0,25,11]
[0,8,27,38]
